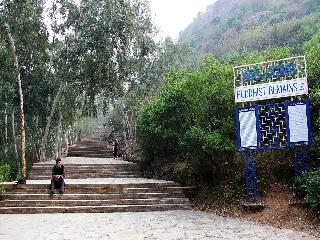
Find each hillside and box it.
[178,0,320,56]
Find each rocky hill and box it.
[179,0,320,56]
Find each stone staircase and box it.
[0,128,191,213]
[28,162,141,179]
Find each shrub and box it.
[295,169,320,215]
[137,57,235,184]
[0,163,10,195]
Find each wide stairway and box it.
[0,128,191,213]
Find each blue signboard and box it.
[233,56,308,103]
[236,100,311,151]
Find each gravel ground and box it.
[0,210,318,240]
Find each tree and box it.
[2,23,27,178]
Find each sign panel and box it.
[286,101,311,144]
[235,78,308,102]
[236,107,258,150]
[236,100,311,151]
[233,56,308,103]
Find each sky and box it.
[149,0,216,41]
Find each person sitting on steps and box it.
[49,158,65,195]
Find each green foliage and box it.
[304,33,320,150]
[0,163,10,194]
[179,0,320,56]
[221,46,292,66]
[295,169,320,215]
[137,57,235,183]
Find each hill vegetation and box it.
[179,0,320,56]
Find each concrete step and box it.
[1,192,185,200]
[2,182,181,191]
[0,131,192,214]
[4,186,185,194]
[30,166,138,170]
[0,198,189,207]
[29,171,138,176]
[28,175,141,180]
[29,171,140,176]
[2,182,180,189]
[29,168,139,173]
[32,163,135,166]
[72,142,108,147]
[67,153,113,158]
[0,203,192,214]
[29,171,141,176]
[68,149,113,153]
[31,164,139,172]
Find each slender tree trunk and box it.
[120,100,129,160]
[39,82,64,161]
[5,23,27,178]
[31,143,36,164]
[55,109,62,159]
[11,111,18,161]
[4,102,8,156]
[63,129,68,156]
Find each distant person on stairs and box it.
[50,158,65,195]
[112,139,118,159]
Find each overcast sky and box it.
[149,0,216,41]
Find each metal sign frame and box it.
[233,56,308,103]
[236,100,311,152]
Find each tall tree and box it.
[3,22,27,178]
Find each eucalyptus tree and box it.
[0,0,49,177]
[58,0,155,109]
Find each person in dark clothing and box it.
[50,158,65,195]
[112,140,118,159]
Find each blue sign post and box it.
[236,100,311,203]
[233,56,310,204]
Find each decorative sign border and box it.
[233,56,308,103]
[236,100,311,151]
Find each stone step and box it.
[72,142,108,147]
[0,203,192,214]
[29,171,140,176]
[29,168,139,171]
[29,168,139,173]
[2,183,182,192]
[30,166,139,170]
[4,186,185,194]
[32,162,136,165]
[1,192,185,200]
[67,153,113,157]
[28,175,141,180]
[0,198,189,207]
[31,164,138,169]
[0,131,192,214]
[67,152,112,156]
[68,149,113,153]
[2,182,180,188]
[29,171,139,175]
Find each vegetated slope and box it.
[179,0,320,56]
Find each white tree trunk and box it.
[39,82,64,161]
[120,100,129,160]
[11,111,18,161]
[63,130,68,156]
[4,102,8,156]
[5,23,27,178]
[55,109,62,159]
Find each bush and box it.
[137,57,235,184]
[294,169,320,215]
[0,163,10,195]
